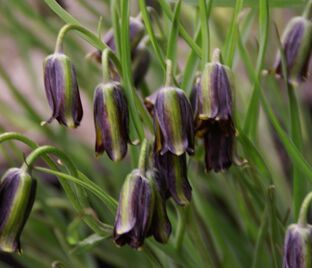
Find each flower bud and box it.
[274,16,312,84]
[113,169,155,249]
[0,168,36,253]
[154,152,192,206]
[43,53,83,128]
[147,170,171,243]
[154,87,194,156]
[283,224,312,268]
[93,82,129,161]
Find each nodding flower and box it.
[0,168,36,253]
[93,82,129,161]
[191,48,235,172]
[43,52,83,128]
[153,87,194,156]
[274,6,312,84]
[154,152,192,206]
[283,224,312,268]
[113,169,171,249]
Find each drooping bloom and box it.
[0,168,36,253]
[113,169,155,249]
[283,224,312,268]
[113,169,171,248]
[274,16,312,84]
[43,53,83,128]
[191,48,235,172]
[93,82,129,161]
[104,17,145,53]
[144,88,193,204]
[154,152,192,206]
[91,17,145,63]
[154,87,194,156]
[146,170,171,243]
[203,121,235,172]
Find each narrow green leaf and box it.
[243,0,269,138]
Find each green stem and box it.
[138,139,150,172]
[175,206,189,251]
[0,133,111,235]
[146,7,166,41]
[21,145,77,176]
[298,192,312,226]
[138,0,166,70]
[120,0,146,141]
[303,0,312,20]
[199,0,210,67]
[19,144,110,235]
[274,23,305,218]
[55,24,106,53]
[158,0,202,58]
[212,48,221,63]
[101,48,122,82]
[36,167,117,212]
[165,59,173,87]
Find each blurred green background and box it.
[0,0,311,267]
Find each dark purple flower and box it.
[154,87,194,156]
[93,82,129,161]
[0,168,36,253]
[203,121,235,172]
[113,169,155,249]
[154,152,192,206]
[43,53,83,128]
[191,58,233,136]
[283,224,312,268]
[274,17,312,84]
[91,17,145,63]
[146,170,171,243]
[191,48,235,172]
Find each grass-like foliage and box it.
[0,0,311,267]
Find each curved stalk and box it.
[55,24,107,53]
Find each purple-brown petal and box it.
[93,82,129,161]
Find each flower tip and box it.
[40,121,47,127]
[262,69,270,76]
[137,246,143,251]
[130,138,140,146]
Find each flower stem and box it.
[165,59,173,87]
[55,24,106,53]
[21,145,77,175]
[101,48,122,83]
[303,0,312,20]
[174,205,189,251]
[298,192,312,226]
[138,139,150,172]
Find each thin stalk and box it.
[298,192,312,226]
[174,206,189,251]
[165,59,174,87]
[35,167,117,212]
[55,24,106,53]
[0,135,111,235]
[199,0,210,66]
[138,139,150,172]
[101,48,122,82]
